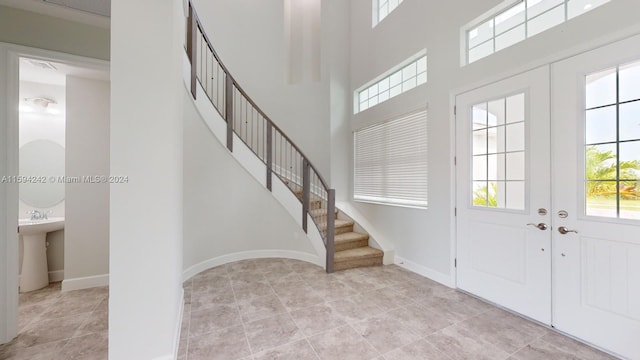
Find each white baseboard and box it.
[183,250,323,282]
[48,270,64,283]
[61,274,109,292]
[171,289,185,360]
[395,256,454,288]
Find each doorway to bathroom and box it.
[0,44,110,346]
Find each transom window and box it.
[584,60,640,220]
[464,0,611,65]
[471,93,526,210]
[355,52,427,114]
[373,0,404,27]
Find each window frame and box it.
[372,0,405,27]
[460,0,612,66]
[354,50,427,114]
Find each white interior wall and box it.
[190,0,331,177]
[348,0,640,282]
[110,0,184,358]
[64,76,109,289]
[182,90,319,273]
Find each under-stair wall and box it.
[182,86,326,279]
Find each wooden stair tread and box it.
[334,246,383,262]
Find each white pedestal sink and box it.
[18,217,64,292]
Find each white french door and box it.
[455,66,552,325]
[456,34,640,360]
[551,35,640,359]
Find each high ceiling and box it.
[43,0,110,17]
[0,0,110,28]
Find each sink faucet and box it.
[26,210,43,220]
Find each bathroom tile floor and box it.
[179,258,619,360]
[0,282,108,360]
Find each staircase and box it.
[293,186,383,271]
[186,1,383,272]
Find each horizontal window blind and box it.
[354,110,428,208]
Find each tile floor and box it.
[0,282,108,360]
[0,259,619,360]
[178,258,618,360]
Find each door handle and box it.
[558,226,578,234]
[527,223,548,231]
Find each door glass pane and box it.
[586,181,617,218]
[620,102,640,142]
[506,181,525,210]
[586,106,616,144]
[473,156,488,180]
[506,93,525,123]
[471,93,526,210]
[506,122,525,152]
[586,144,617,181]
[586,67,616,108]
[473,130,488,155]
[584,64,640,220]
[506,152,526,180]
[488,99,505,126]
[620,61,640,102]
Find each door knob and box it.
[558,226,578,234]
[527,223,548,231]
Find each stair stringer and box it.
[182,52,327,272]
[335,201,395,265]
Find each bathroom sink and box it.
[18,217,64,292]
[18,217,64,236]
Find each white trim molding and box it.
[395,255,454,288]
[183,250,323,282]
[61,274,109,292]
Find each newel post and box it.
[326,189,336,273]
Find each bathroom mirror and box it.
[19,140,65,208]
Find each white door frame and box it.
[0,43,108,344]
[449,25,640,289]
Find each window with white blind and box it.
[354,110,428,208]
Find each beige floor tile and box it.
[58,332,108,360]
[327,294,384,323]
[253,339,319,360]
[538,332,618,360]
[383,338,453,360]
[289,303,347,336]
[426,324,511,360]
[237,293,287,323]
[17,314,89,348]
[308,325,379,360]
[189,304,242,337]
[351,314,421,354]
[384,304,454,337]
[188,325,251,360]
[244,314,305,353]
[0,338,67,360]
[460,308,549,353]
